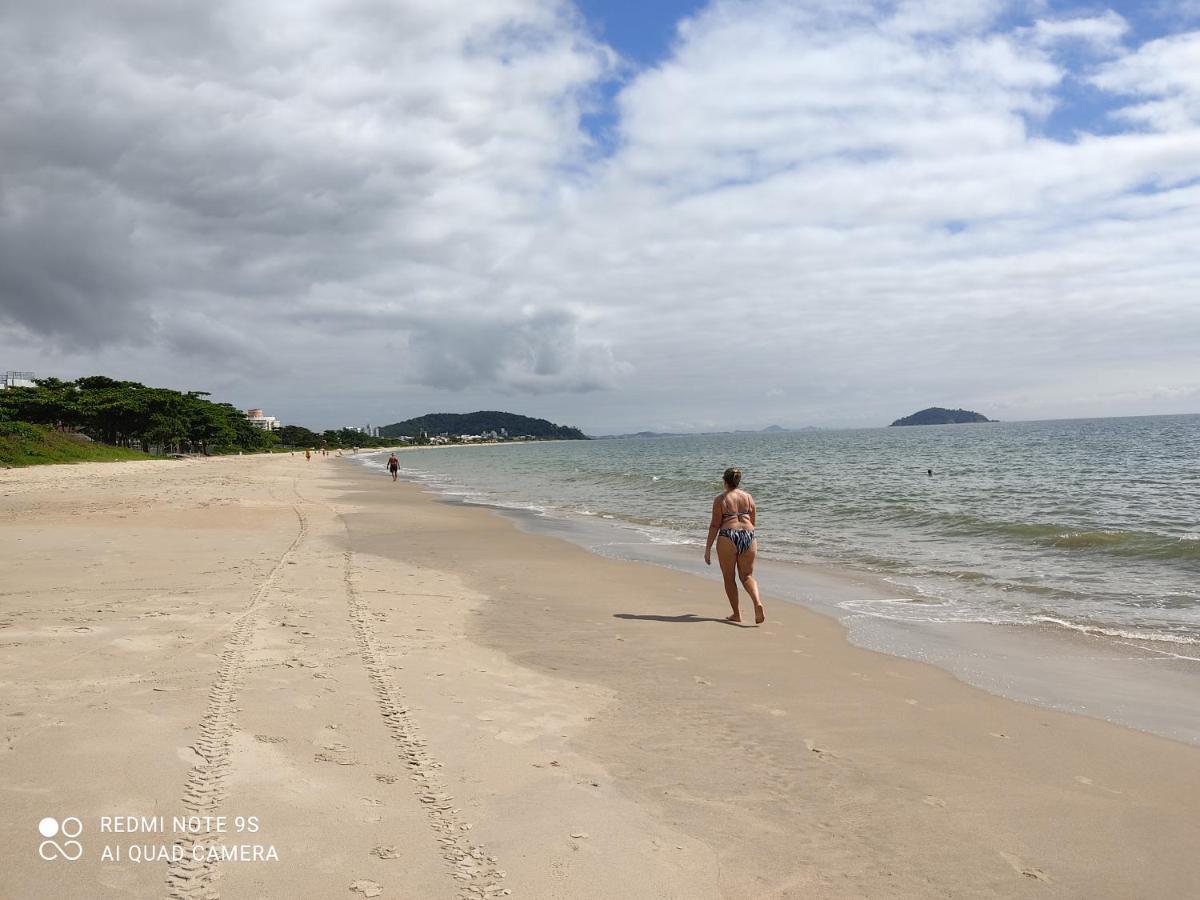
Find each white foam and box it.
[1033,616,1200,648]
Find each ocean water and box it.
[364,415,1200,647]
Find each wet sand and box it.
[2,454,1198,898]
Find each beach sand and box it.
[1,454,1197,899]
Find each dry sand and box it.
[1,453,1197,899]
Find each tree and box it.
[276,425,321,448]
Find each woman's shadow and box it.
[613,613,755,628]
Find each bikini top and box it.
[721,502,753,521]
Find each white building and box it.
[245,408,281,431]
[2,371,36,389]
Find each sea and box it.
[363,415,1199,649]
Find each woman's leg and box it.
[716,535,741,621]
[736,542,765,624]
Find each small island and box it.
[379,411,587,441]
[890,407,993,427]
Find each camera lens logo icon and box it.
[38,817,84,861]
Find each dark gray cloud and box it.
[0,0,618,398]
[0,172,151,346]
[403,308,626,393]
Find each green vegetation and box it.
[380,411,587,441]
[0,377,277,455]
[890,407,993,426]
[0,376,409,466]
[0,421,155,467]
[274,424,398,451]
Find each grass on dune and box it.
[0,421,157,467]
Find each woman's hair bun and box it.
[723,467,742,488]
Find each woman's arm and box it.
[704,497,722,565]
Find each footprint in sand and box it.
[804,739,837,760]
[315,743,357,766]
[177,746,206,766]
[349,880,383,898]
[922,796,947,808]
[989,732,1011,740]
[1000,851,1051,883]
[904,698,919,705]
[693,676,711,686]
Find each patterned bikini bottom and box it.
[718,529,756,555]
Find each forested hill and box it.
[379,411,587,440]
[890,407,993,426]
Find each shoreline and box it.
[337,457,1200,896]
[3,453,1199,898]
[351,450,1200,747]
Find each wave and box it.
[864,506,1200,563]
[838,597,1200,652]
[1032,617,1200,655]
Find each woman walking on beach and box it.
[704,468,765,624]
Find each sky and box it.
[1,0,1198,434]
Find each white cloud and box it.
[543,0,1200,426]
[1092,31,1200,129]
[1031,11,1128,53]
[887,0,1008,36]
[1,0,1198,431]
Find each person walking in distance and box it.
[386,453,400,482]
[704,467,765,624]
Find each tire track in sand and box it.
[164,499,308,900]
[342,549,509,899]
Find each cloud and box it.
[1,0,1198,431]
[0,172,154,347]
[0,0,619,393]
[1031,11,1129,54]
[886,0,1008,36]
[399,307,628,393]
[1091,31,1200,129]
[607,0,1059,197]
[547,0,1200,426]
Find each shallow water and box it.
[362,415,1200,647]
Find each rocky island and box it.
[379,411,587,440]
[890,407,993,426]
